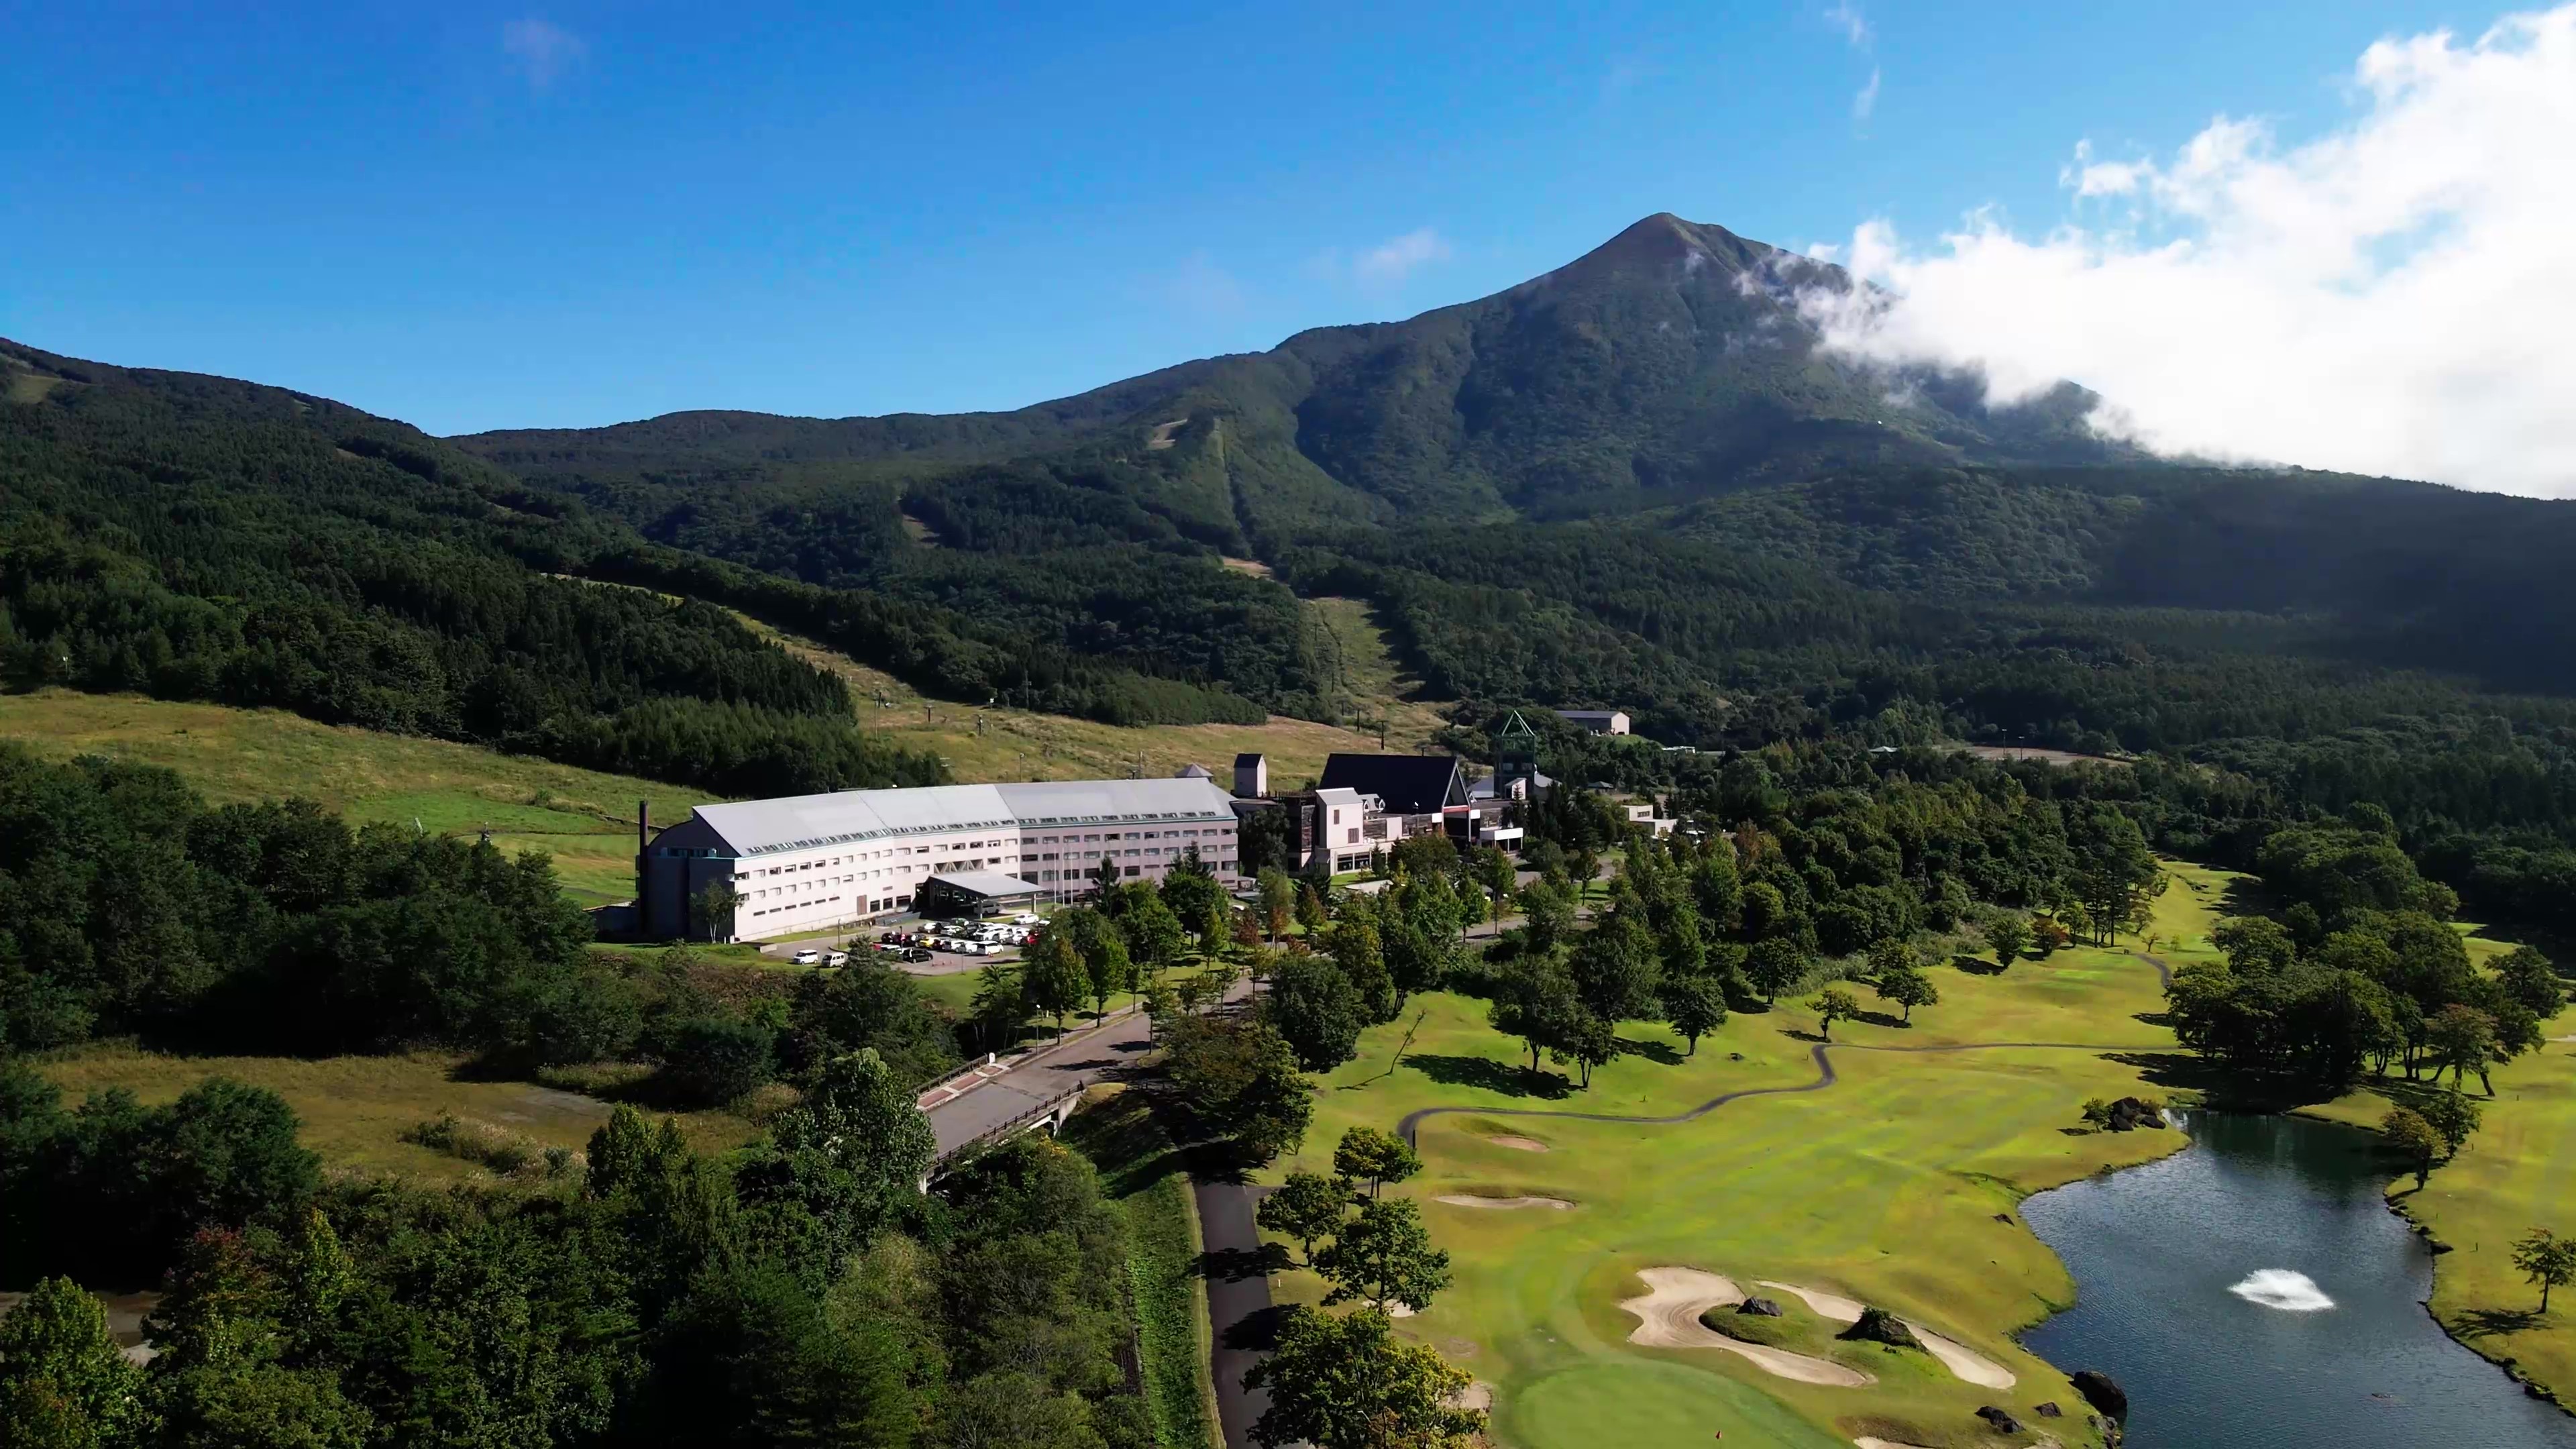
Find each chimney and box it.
[638,800,651,855]
[1234,753,1269,799]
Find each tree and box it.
[1295,885,1330,938]
[1876,965,1939,1024]
[2511,1229,2576,1314]
[1807,987,1861,1040]
[0,1276,145,1448]
[1479,849,1517,935]
[1089,853,1124,897]
[1162,1015,1313,1165]
[1555,1006,1616,1089]
[1330,920,1397,1023]
[1258,1171,1350,1266]
[1744,938,1809,1000]
[2381,1106,2443,1189]
[968,962,1023,1053]
[2427,1004,2499,1092]
[1691,846,1741,931]
[1243,1306,1483,1449]
[1267,954,1366,1073]
[2419,1089,2483,1160]
[1018,929,1089,1032]
[1120,894,1188,978]
[1315,1198,1452,1313]
[1662,975,1727,1056]
[1161,863,1228,951]
[2068,806,2159,944]
[1569,914,1660,1024]
[739,1049,937,1271]
[1488,953,1580,1079]
[2493,946,2567,1020]
[1983,916,2029,970]
[1258,869,1297,942]
[1333,1126,1421,1200]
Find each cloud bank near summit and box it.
[1801,6,2576,497]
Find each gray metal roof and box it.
[916,871,1043,898]
[681,777,1239,857]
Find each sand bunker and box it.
[1759,1280,1864,1321]
[1485,1134,1552,1152]
[1852,1439,1938,1449]
[1618,1269,1875,1387]
[1758,1281,2018,1390]
[1452,1381,1495,1411]
[1435,1193,1573,1210]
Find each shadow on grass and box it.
[2450,1306,2544,1340]
[1952,955,2006,976]
[1615,1037,1683,1065]
[1408,1053,1571,1100]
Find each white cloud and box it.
[502,17,585,91]
[1799,5,2576,496]
[1349,228,1454,286]
[1825,1,1872,48]
[1853,66,1881,123]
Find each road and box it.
[920,1004,1159,1157]
[1195,1180,1275,1449]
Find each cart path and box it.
[1398,950,2174,1146]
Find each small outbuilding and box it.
[912,870,1047,919]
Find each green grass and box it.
[0,690,705,904]
[736,608,1440,787]
[2297,1030,2576,1403]
[1063,1087,1222,1449]
[35,1043,758,1184]
[1249,863,2241,1449]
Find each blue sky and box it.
[0,1,2476,435]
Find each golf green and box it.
[1257,861,2245,1448]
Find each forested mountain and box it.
[440,213,2576,939]
[446,212,2576,723]
[0,340,1279,800]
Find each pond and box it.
[2019,1111,2575,1448]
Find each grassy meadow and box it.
[1252,864,2240,1449]
[2298,1019,2576,1402]
[0,690,698,904]
[739,596,1444,788]
[35,1044,758,1185]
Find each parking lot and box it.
[751,911,1046,975]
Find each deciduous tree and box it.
[1807,987,1861,1040]
[1257,1171,1350,1267]
[1243,1307,1483,1449]
[1315,1198,1451,1313]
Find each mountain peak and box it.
[1556,212,1770,283]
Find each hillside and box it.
[445,211,2576,744]
[0,690,698,904]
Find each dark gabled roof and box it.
[1234,752,1265,767]
[1318,754,1467,816]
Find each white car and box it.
[1010,912,1044,926]
[788,948,823,966]
[823,950,849,968]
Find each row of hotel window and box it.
[733,831,1234,916]
[739,857,1204,923]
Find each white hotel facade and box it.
[635,776,1242,942]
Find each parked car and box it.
[1009,912,1044,926]
[789,948,822,966]
[823,950,849,967]
[896,946,931,963]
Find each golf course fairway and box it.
[1258,861,2246,1448]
